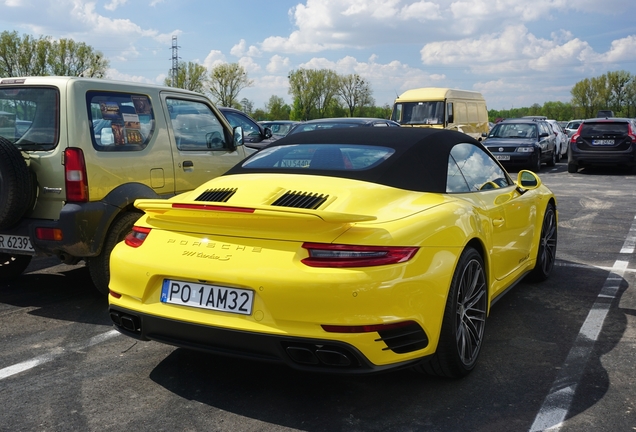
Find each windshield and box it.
[488,123,537,139]
[0,86,59,150]
[392,101,444,125]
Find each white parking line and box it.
[530,216,636,431]
[0,329,120,381]
[620,214,636,254]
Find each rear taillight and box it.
[570,124,582,143]
[301,243,418,268]
[628,123,636,142]
[64,148,88,202]
[125,226,152,247]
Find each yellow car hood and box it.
[134,173,453,242]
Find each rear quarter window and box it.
[87,92,155,151]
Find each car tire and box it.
[88,212,141,295]
[416,247,487,378]
[547,149,556,167]
[527,203,557,282]
[0,136,36,229]
[567,162,578,173]
[0,253,33,279]
[530,152,541,172]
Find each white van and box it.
[391,88,489,140]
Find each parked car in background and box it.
[482,118,557,171]
[568,117,636,173]
[287,117,400,135]
[546,119,568,160]
[219,107,277,151]
[596,110,614,118]
[565,119,584,138]
[258,120,299,137]
[108,127,556,378]
[0,76,247,294]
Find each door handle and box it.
[182,160,193,168]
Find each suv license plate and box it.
[496,155,510,161]
[592,139,614,145]
[161,279,254,315]
[0,234,35,253]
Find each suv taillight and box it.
[628,123,636,142]
[64,148,89,202]
[570,124,583,143]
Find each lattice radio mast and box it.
[170,35,180,87]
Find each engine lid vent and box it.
[195,188,237,203]
[272,191,328,209]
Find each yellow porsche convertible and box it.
[108,128,557,378]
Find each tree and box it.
[606,70,632,115]
[240,98,254,115]
[47,38,109,78]
[571,78,595,118]
[338,74,374,117]
[265,95,290,120]
[288,68,340,120]
[164,61,208,93]
[208,63,253,108]
[0,31,108,78]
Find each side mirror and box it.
[539,132,549,138]
[263,126,273,139]
[233,126,244,148]
[516,170,542,189]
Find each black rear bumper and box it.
[109,305,426,374]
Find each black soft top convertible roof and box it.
[225,127,484,193]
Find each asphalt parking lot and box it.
[1,161,635,431]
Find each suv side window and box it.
[447,143,511,192]
[87,92,155,151]
[223,110,261,139]
[166,99,227,150]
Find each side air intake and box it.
[195,188,237,203]
[272,191,328,209]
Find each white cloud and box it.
[238,56,261,73]
[266,55,291,73]
[202,50,227,70]
[104,0,127,12]
[230,39,262,58]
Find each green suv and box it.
[0,77,246,294]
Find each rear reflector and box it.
[322,321,418,333]
[36,228,63,241]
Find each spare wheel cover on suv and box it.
[0,136,37,229]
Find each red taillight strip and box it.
[322,320,418,333]
[125,226,152,248]
[301,242,419,268]
[172,203,255,213]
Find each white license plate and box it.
[592,139,614,145]
[161,279,254,315]
[0,234,34,253]
[280,159,310,168]
[496,155,510,161]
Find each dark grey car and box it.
[482,118,558,171]
[568,117,636,173]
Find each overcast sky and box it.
[1,0,635,112]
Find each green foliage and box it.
[164,61,208,93]
[208,63,253,108]
[0,30,108,78]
